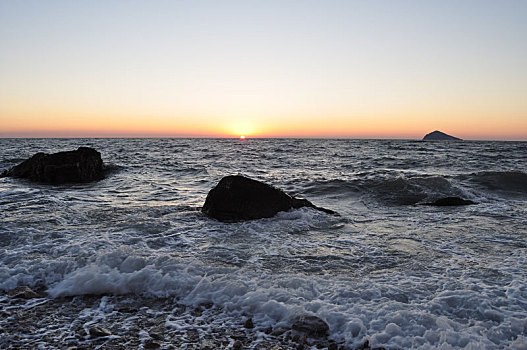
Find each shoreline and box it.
[1,290,357,350]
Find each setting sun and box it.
[240,135,246,140]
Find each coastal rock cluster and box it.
[3,288,342,350]
[1,147,477,216]
[2,148,337,219]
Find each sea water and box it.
[1,138,526,349]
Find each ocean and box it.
[1,138,526,349]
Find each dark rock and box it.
[243,318,254,329]
[202,175,336,222]
[199,340,215,349]
[424,197,476,206]
[263,326,273,334]
[328,342,339,350]
[291,315,329,337]
[270,327,288,336]
[1,147,104,184]
[119,306,138,313]
[199,301,214,309]
[144,339,161,349]
[88,326,112,338]
[232,340,243,350]
[357,339,387,350]
[8,286,40,299]
[422,130,462,141]
[149,332,163,340]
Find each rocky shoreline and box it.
[1,288,382,350]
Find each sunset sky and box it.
[1,1,526,139]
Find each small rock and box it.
[199,301,214,309]
[357,340,370,350]
[243,318,254,329]
[292,315,329,337]
[424,197,476,206]
[149,332,163,340]
[88,326,112,338]
[200,341,215,350]
[314,340,330,349]
[230,331,246,341]
[232,340,243,350]
[0,310,13,317]
[191,308,203,317]
[8,286,39,299]
[118,307,138,313]
[144,340,161,349]
[357,340,386,350]
[270,327,288,336]
[328,342,339,350]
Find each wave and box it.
[37,249,527,349]
[300,175,469,205]
[466,171,527,194]
[364,175,470,205]
[300,179,361,196]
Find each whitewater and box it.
[1,138,526,349]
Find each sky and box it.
[1,0,526,139]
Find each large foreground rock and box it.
[423,130,461,141]
[202,175,335,222]
[1,147,104,184]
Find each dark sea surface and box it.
[1,138,526,349]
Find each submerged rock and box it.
[357,340,386,350]
[424,197,476,206]
[422,130,462,141]
[8,286,40,299]
[291,315,329,337]
[202,175,336,222]
[144,339,161,349]
[89,326,112,338]
[243,317,254,329]
[1,147,104,184]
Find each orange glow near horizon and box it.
[1,92,526,140]
[1,71,526,140]
[2,111,526,140]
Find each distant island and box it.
[422,130,462,141]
